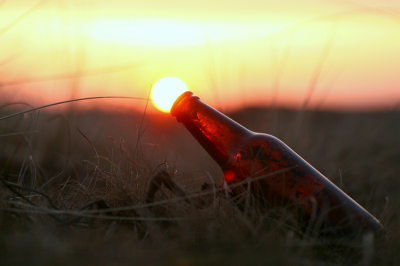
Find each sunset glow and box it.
[151,77,188,113]
[0,0,399,111]
[91,19,290,47]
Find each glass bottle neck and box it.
[171,91,254,168]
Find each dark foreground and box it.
[0,106,399,265]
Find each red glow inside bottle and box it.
[171,91,383,236]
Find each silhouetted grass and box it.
[1,2,400,264]
[0,103,399,265]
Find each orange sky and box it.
[0,0,399,112]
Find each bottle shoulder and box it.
[228,132,310,179]
[241,133,290,153]
[248,133,283,143]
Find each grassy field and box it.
[0,103,399,265]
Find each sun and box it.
[151,77,188,113]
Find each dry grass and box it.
[0,104,399,265]
[1,1,400,264]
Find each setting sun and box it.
[151,77,188,113]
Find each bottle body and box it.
[228,133,382,235]
[171,91,383,235]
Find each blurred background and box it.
[1,1,400,264]
[0,0,399,112]
[0,0,399,217]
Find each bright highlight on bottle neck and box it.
[151,77,188,113]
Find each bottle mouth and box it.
[170,91,199,117]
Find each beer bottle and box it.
[171,91,383,236]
